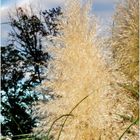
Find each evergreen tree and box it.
[1,44,39,138]
[1,7,62,139]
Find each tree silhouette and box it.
[1,7,62,139]
[1,44,39,138]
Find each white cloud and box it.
[0,0,65,45]
[1,0,64,22]
[0,0,117,45]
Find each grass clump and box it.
[35,0,139,139]
[111,0,139,84]
[38,0,112,139]
[110,0,139,139]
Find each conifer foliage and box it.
[1,7,62,139]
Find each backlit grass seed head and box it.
[41,0,112,139]
[35,0,139,139]
[111,0,139,83]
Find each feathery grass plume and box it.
[111,0,139,85]
[111,0,139,121]
[107,0,139,139]
[35,0,139,139]
[38,0,113,139]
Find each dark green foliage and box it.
[1,7,62,139]
[42,7,62,36]
[9,7,50,83]
[1,45,39,138]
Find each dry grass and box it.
[111,0,139,84]
[35,0,139,139]
[36,0,112,139]
[106,0,139,139]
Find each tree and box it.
[1,44,39,138]
[9,7,49,83]
[1,7,62,139]
[42,7,62,36]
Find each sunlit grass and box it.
[35,0,139,139]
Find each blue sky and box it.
[1,0,115,15]
[1,0,116,45]
[1,0,8,5]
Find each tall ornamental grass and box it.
[35,0,139,139]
